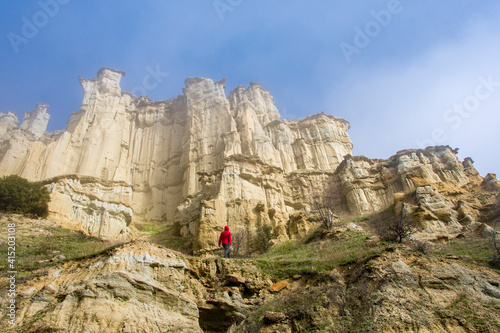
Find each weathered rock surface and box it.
[0,68,497,253]
[233,249,500,333]
[0,111,19,138]
[19,103,50,140]
[45,175,133,240]
[0,68,353,246]
[1,216,500,332]
[1,240,272,333]
[4,240,201,332]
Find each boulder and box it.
[269,281,288,293]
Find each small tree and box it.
[371,214,415,243]
[0,175,50,217]
[388,217,415,243]
[310,182,338,229]
[231,229,247,257]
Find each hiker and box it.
[218,226,232,258]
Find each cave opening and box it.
[198,305,243,333]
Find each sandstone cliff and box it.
[0,68,495,253]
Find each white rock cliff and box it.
[0,68,489,252]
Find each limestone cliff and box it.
[0,68,352,247]
[0,68,495,253]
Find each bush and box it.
[310,183,339,229]
[0,175,50,217]
[371,212,415,243]
[231,229,248,257]
[411,240,431,254]
[254,223,273,253]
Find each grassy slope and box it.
[247,222,500,332]
[0,214,123,291]
[2,212,497,285]
[257,228,388,279]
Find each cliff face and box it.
[0,68,492,252]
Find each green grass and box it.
[135,222,190,253]
[1,228,119,271]
[135,222,167,236]
[256,230,388,279]
[0,215,122,289]
[432,234,498,268]
[338,214,370,224]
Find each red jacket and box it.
[219,226,232,246]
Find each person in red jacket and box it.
[218,226,232,258]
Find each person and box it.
[218,226,232,258]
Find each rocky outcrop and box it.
[7,241,201,332]
[19,103,50,140]
[288,213,312,240]
[0,68,496,252]
[233,249,500,333]
[0,111,19,138]
[3,240,272,333]
[11,236,496,333]
[0,111,20,162]
[333,146,472,215]
[483,173,500,191]
[45,176,133,240]
[0,69,354,247]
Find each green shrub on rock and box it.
[0,175,50,217]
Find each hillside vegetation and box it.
[1,213,500,332]
[0,176,50,217]
[0,214,122,294]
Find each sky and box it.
[0,0,499,176]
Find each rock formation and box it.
[3,234,499,332]
[3,239,272,332]
[19,103,50,140]
[0,68,497,252]
[233,248,500,332]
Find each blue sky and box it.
[1,0,499,176]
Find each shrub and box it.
[310,183,339,229]
[231,229,248,257]
[411,240,431,254]
[387,217,415,243]
[254,223,273,253]
[371,212,415,243]
[0,175,50,217]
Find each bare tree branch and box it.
[309,181,338,229]
[371,214,415,243]
[231,230,246,257]
[387,217,415,243]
